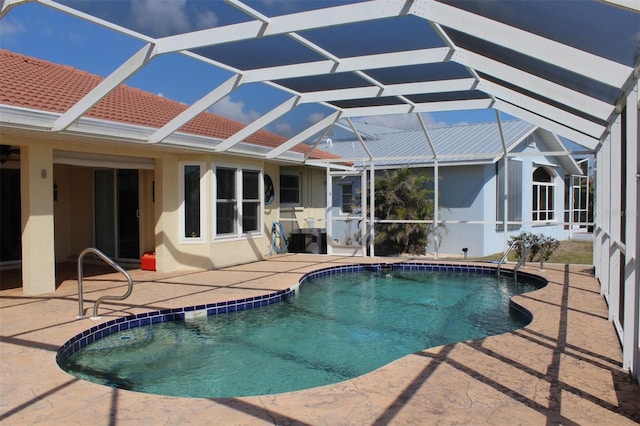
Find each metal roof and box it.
[322,119,583,174]
[1,0,638,162]
[322,119,538,166]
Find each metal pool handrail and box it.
[513,242,545,274]
[77,247,133,320]
[496,240,526,277]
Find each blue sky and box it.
[2,1,514,138]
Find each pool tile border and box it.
[56,262,546,366]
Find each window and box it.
[215,166,262,237]
[341,183,353,214]
[180,162,205,240]
[242,170,260,232]
[280,173,300,205]
[532,167,554,222]
[216,167,236,235]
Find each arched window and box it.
[532,167,554,222]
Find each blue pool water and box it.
[59,266,543,398]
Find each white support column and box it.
[148,74,242,144]
[496,110,509,251]
[600,131,611,298]
[417,113,439,258]
[346,118,374,161]
[20,145,56,294]
[1,0,28,17]
[360,167,367,258]
[265,111,341,159]
[608,118,622,323]
[218,96,301,152]
[622,84,639,379]
[568,175,575,239]
[51,44,156,131]
[325,164,333,256]
[594,138,606,281]
[433,158,439,258]
[369,162,375,257]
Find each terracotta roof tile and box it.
[0,49,340,161]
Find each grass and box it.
[473,239,593,265]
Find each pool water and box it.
[60,269,541,398]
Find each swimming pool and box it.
[57,263,545,398]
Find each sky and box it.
[1,0,525,139]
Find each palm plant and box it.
[373,168,435,255]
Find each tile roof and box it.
[0,49,339,160]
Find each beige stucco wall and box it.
[278,166,327,236]
[155,154,297,271]
[5,133,328,293]
[20,143,56,294]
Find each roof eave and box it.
[0,104,311,164]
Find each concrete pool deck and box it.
[1,255,639,425]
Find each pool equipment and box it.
[267,221,288,255]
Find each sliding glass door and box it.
[94,169,139,260]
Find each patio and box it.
[1,255,638,425]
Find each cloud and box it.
[0,18,25,39]
[129,0,219,36]
[209,96,261,124]
[353,113,445,130]
[307,112,326,125]
[130,0,190,36]
[274,122,294,137]
[195,10,219,29]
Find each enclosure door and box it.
[94,169,140,260]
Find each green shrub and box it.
[508,231,560,261]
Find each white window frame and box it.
[213,163,263,240]
[279,172,301,206]
[178,161,207,243]
[340,182,353,214]
[241,168,262,235]
[532,166,555,223]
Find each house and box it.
[0,0,637,386]
[0,50,332,294]
[321,120,585,257]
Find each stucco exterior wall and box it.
[155,153,275,271]
[435,165,487,257]
[279,166,326,236]
[4,134,327,293]
[20,143,56,293]
[514,136,571,242]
